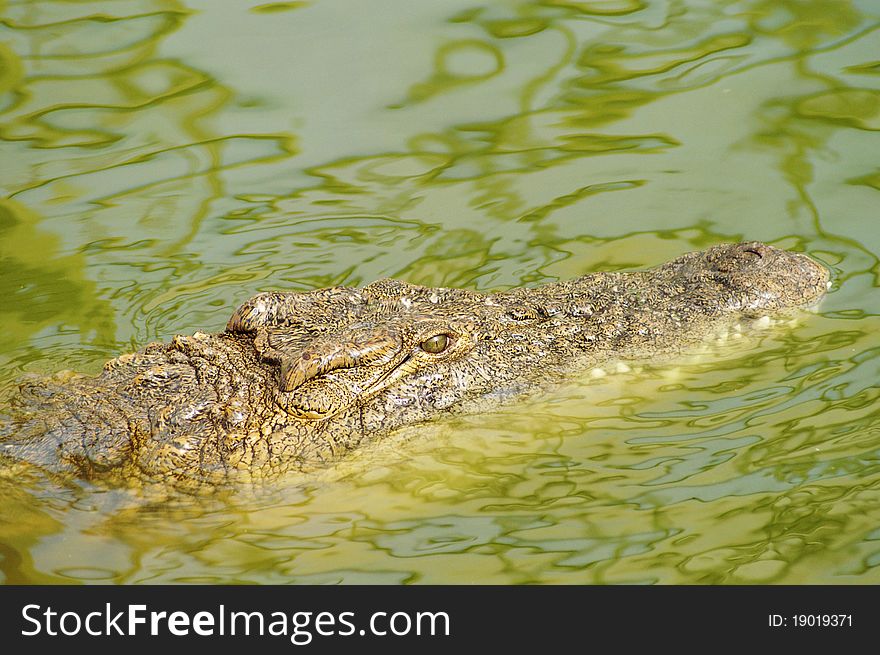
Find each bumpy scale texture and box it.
[0,242,829,490]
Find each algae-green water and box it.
[1,0,878,584]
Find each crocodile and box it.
[0,242,829,490]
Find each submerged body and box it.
[0,242,829,489]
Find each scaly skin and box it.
[0,242,829,490]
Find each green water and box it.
[1,0,879,584]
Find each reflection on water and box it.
[0,0,879,584]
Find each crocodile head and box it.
[225,242,830,459]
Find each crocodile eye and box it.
[420,334,450,354]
